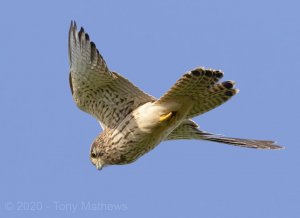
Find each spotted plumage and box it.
[68,21,283,170]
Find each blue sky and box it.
[1,0,299,217]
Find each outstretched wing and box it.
[155,67,238,119]
[69,21,154,129]
[166,120,283,149]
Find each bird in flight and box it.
[68,21,283,170]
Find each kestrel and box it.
[68,21,283,170]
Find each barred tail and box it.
[166,120,283,150]
[200,133,283,149]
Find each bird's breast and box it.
[105,102,186,163]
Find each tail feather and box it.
[166,120,284,150]
[201,133,283,149]
[186,80,239,119]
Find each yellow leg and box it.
[159,112,173,122]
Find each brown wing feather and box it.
[68,21,154,129]
[155,67,238,118]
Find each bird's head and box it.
[90,140,106,170]
[89,132,130,170]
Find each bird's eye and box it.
[91,152,97,158]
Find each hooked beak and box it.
[95,160,104,170]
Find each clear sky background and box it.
[1,0,299,217]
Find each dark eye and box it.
[91,152,97,158]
